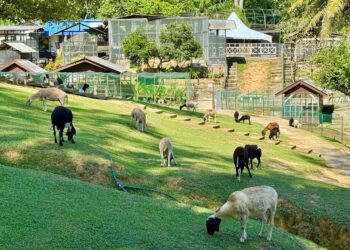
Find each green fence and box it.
[0,71,190,103]
[216,89,282,117]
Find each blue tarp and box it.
[43,19,104,36]
[226,12,272,42]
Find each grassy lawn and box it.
[0,164,323,249]
[0,83,349,248]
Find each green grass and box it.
[0,164,323,249]
[0,83,348,248]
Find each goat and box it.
[53,76,63,86]
[203,109,216,123]
[293,119,302,128]
[233,146,252,181]
[269,127,280,141]
[289,117,294,127]
[237,114,251,125]
[159,137,177,167]
[244,144,262,169]
[206,186,278,243]
[51,106,76,146]
[26,88,68,112]
[131,107,147,132]
[179,101,197,112]
[261,122,279,137]
[234,111,239,122]
[79,83,90,93]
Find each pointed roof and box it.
[275,80,328,96]
[1,42,37,53]
[0,59,46,73]
[226,12,272,42]
[52,56,127,73]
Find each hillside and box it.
[0,83,349,249]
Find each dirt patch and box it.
[238,61,271,94]
[276,199,350,250]
[80,162,110,185]
[166,177,185,190]
[1,150,22,161]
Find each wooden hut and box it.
[0,59,46,73]
[275,80,328,124]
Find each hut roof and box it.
[0,59,46,73]
[52,56,127,73]
[1,42,37,53]
[275,80,328,96]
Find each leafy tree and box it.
[0,0,100,22]
[279,0,349,39]
[121,23,203,71]
[98,0,195,18]
[159,23,202,69]
[311,41,350,96]
[121,31,158,68]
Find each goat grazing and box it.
[26,88,68,112]
[269,127,280,141]
[159,137,177,167]
[233,146,252,181]
[179,101,197,112]
[131,107,147,132]
[261,122,279,137]
[244,144,262,169]
[206,186,278,243]
[203,109,216,123]
[51,106,76,146]
[237,114,251,125]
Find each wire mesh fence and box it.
[216,89,283,117]
[0,71,190,103]
[303,114,350,147]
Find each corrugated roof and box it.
[0,59,46,73]
[43,19,104,36]
[0,25,43,31]
[275,80,328,96]
[87,56,127,73]
[4,42,37,53]
[52,56,127,73]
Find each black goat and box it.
[233,146,252,181]
[237,115,251,125]
[244,144,262,169]
[51,106,76,146]
[234,111,239,122]
[289,117,294,127]
[269,127,280,141]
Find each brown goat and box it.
[261,122,279,137]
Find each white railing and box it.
[226,43,280,57]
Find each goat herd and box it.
[24,88,301,244]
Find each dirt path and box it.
[219,110,350,188]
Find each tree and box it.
[121,23,203,71]
[98,0,195,18]
[311,41,350,96]
[121,31,158,68]
[279,0,349,39]
[159,23,202,69]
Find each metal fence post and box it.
[341,116,344,143]
[320,114,323,136]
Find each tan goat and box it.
[206,186,278,243]
[26,88,68,112]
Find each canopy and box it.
[43,19,104,36]
[226,12,272,43]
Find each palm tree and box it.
[285,0,349,39]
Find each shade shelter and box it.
[51,56,127,97]
[275,80,328,124]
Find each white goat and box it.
[159,137,177,167]
[131,107,147,132]
[206,186,278,243]
[293,119,302,128]
[203,109,216,123]
[26,88,68,112]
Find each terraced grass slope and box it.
[0,164,322,249]
[0,83,349,248]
